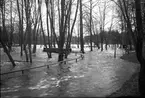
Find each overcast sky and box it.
[0,0,119,36]
[40,0,119,36]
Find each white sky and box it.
[1,0,119,36]
[40,0,119,36]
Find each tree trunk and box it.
[25,0,32,63]
[134,0,145,96]
[9,0,13,51]
[32,27,39,53]
[58,52,64,62]
[77,26,80,48]
[101,37,103,51]
[40,15,51,58]
[90,0,93,51]
[27,17,32,63]
[0,41,16,67]
[58,0,67,61]
[105,38,108,50]
[100,27,103,51]
[21,0,24,56]
[24,0,32,63]
[17,0,23,56]
[23,44,29,62]
[45,0,51,52]
[96,34,100,49]
[32,28,36,53]
[28,26,32,63]
[80,0,84,53]
[0,0,16,67]
[38,0,51,58]
[28,44,32,63]
[33,44,36,53]
[67,0,79,49]
[136,38,145,96]
[32,1,38,54]
[114,44,116,58]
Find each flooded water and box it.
[0,46,140,97]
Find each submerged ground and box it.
[0,45,140,97]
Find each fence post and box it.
[47,65,49,69]
[76,59,77,62]
[22,70,24,74]
[81,54,84,59]
[64,60,66,64]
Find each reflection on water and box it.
[1,48,139,97]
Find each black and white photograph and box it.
[0,0,145,97]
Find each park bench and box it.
[43,48,72,54]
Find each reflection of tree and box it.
[58,80,69,97]
[19,74,31,86]
[56,66,70,97]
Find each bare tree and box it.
[80,0,85,53]
[16,0,24,56]
[47,0,59,48]
[134,0,145,96]
[113,0,145,96]
[0,0,16,67]
[99,1,107,51]
[38,0,51,58]
[24,0,32,63]
[65,0,79,57]
[31,0,43,54]
[8,0,14,51]
[57,0,76,61]
[89,0,93,51]
[106,5,115,50]
[58,0,66,61]
[45,0,52,58]
[94,0,111,51]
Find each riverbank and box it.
[109,51,140,97]
[1,48,140,97]
[120,51,139,64]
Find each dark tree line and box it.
[112,0,145,96]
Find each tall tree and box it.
[106,5,115,50]
[38,0,50,58]
[134,0,145,96]
[80,0,85,53]
[32,0,39,54]
[45,0,52,58]
[16,0,24,56]
[58,0,66,61]
[9,0,14,51]
[90,0,93,51]
[24,0,32,63]
[99,1,107,51]
[47,0,59,48]
[0,0,16,67]
[66,0,79,57]
[113,0,145,96]
[58,0,74,61]
[97,0,111,51]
